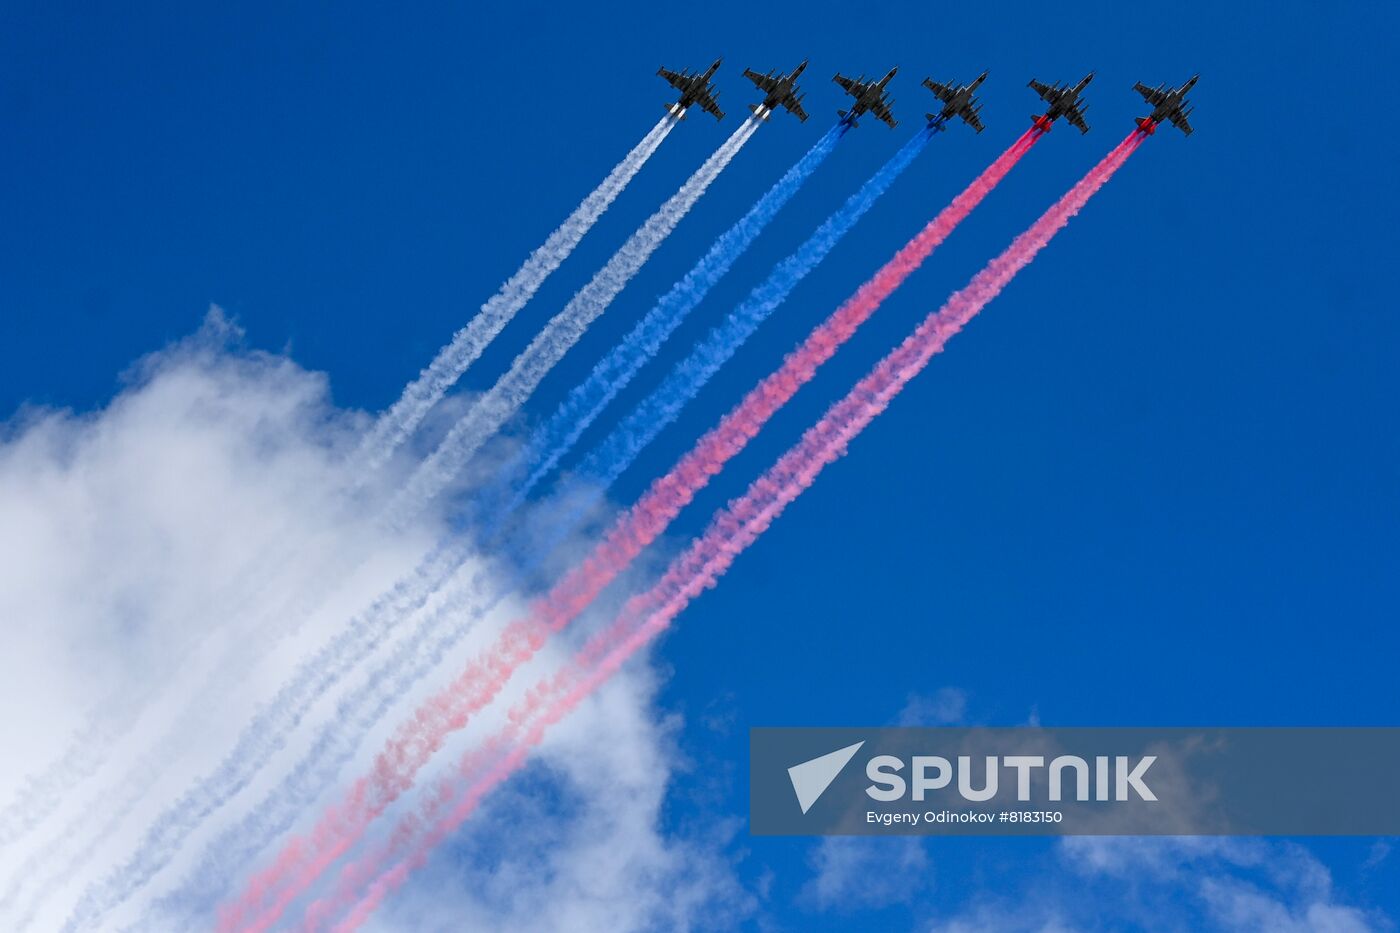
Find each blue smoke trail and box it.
[126,126,936,925]
[483,121,941,576]
[496,121,850,515]
[128,127,950,928]
[575,121,939,493]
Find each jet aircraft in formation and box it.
[1134,74,1199,136]
[652,62,1195,136]
[832,68,900,128]
[658,60,725,120]
[922,72,988,132]
[743,60,810,122]
[1028,73,1095,134]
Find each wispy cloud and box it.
[802,837,930,912]
[919,837,1390,933]
[0,310,759,931]
[355,664,756,932]
[0,310,459,929]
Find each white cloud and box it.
[801,836,931,912]
[1363,841,1392,872]
[896,688,969,727]
[0,310,750,931]
[1061,837,1384,933]
[366,659,757,932]
[920,837,1389,933]
[928,906,1078,933]
[0,309,454,926]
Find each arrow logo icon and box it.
[787,741,864,814]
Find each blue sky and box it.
[3,0,1397,929]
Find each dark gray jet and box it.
[1028,73,1094,134]
[1134,74,1198,136]
[833,67,899,128]
[658,60,725,120]
[922,72,989,132]
[743,60,810,122]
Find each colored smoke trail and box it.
[58,539,473,931]
[155,556,505,929]
[352,116,675,476]
[501,121,850,513]
[572,120,938,496]
[102,112,782,907]
[15,117,676,911]
[217,125,1038,931]
[170,115,857,917]
[0,715,112,850]
[3,723,210,930]
[6,537,474,927]
[385,117,761,523]
[315,129,1148,932]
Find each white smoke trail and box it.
[147,558,503,926]
[1,543,470,930]
[34,116,747,933]
[56,541,471,932]
[1,720,187,930]
[0,497,437,929]
[128,121,765,924]
[0,716,113,850]
[386,117,761,522]
[352,117,677,476]
[0,475,349,853]
[55,119,757,933]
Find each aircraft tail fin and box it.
[1135,116,1157,134]
[748,103,771,120]
[838,108,857,127]
[666,103,687,120]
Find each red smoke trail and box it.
[316,128,1147,932]
[220,127,1044,932]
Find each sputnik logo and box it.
[787,741,865,814]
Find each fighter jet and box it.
[922,72,988,132]
[1133,74,1198,136]
[743,60,810,122]
[833,68,899,128]
[1028,73,1094,134]
[658,60,725,121]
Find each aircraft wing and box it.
[659,67,688,91]
[1134,81,1169,106]
[962,107,985,133]
[697,92,725,120]
[924,79,957,103]
[1168,110,1194,136]
[872,99,898,128]
[784,96,809,122]
[1028,78,1058,102]
[744,68,780,93]
[1065,108,1091,134]
[833,73,861,94]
